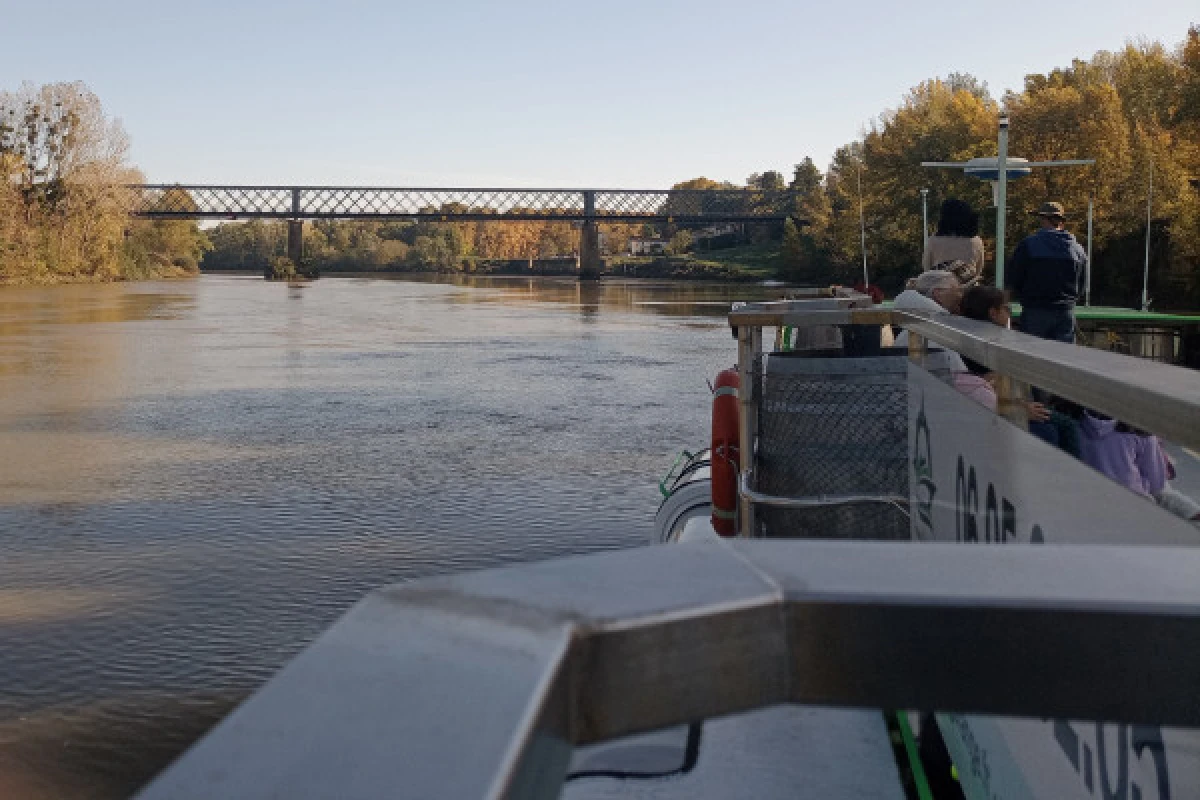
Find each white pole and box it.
[857,160,869,288]
[1086,194,1093,307]
[1141,153,1153,312]
[994,114,1010,289]
[920,188,929,247]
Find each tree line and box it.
[780,27,1200,308]
[203,216,619,274]
[0,82,208,284]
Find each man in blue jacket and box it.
[1006,201,1087,343]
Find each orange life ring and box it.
[710,368,740,536]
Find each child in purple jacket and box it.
[1078,411,1167,497]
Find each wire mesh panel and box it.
[753,351,913,540]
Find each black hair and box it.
[960,285,1006,322]
[935,198,980,237]
[1084,408,1148,435]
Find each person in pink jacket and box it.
[953,286,1053,421]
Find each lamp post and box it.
[1142,154,1153,312]
[857,160,869,289]
[920,188,930,247]
[1085,193,1094,307]
[995,115,1010,289]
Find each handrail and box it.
[727,304,1200,452]
[137,540,1200,799]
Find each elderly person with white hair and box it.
[893,270,967,375]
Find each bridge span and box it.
[129,185,798,278]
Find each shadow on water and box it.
[0,273,791,795]
[0,692,240,800]
[376,273,782,317]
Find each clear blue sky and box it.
[1,0,1195,187]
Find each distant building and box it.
[693,223,742,248]
[629,238,669,256]
[694,223,739,239]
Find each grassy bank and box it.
[607,243,782,281]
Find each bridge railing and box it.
[127,185,798,222]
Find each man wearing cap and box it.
[1006,201,1087,343]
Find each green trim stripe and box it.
[895,712,935,800]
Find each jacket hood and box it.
[893,289,947,314]
[1080,413,1117,438]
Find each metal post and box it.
[920,188,930,248]
[1142,155,1153,312]
[994,115,1010,290]
[579,191,601,281]
[736,325,757,538]
[857,161,869,288]
[906,331,926,368]
[1086,194,1094,307]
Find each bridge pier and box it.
[287,220,304,266]
[579,191,602,280]
[579,221,602,280]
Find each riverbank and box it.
[228,242,787,283]
[0,264,200,287]
[602,243,777,281]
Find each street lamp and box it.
[920,188,930,247]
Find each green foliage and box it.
[747,171,786,191]
[668,230,692,255]
[265,256,297,281]
[779,217,804,281]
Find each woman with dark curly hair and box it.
[922,198,985,285]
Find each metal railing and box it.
[137,540,1200,799]
[728,300,1200,536]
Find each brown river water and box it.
[0,273,785,798]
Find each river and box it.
[0,273,785,798]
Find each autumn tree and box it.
[0,81,203,283]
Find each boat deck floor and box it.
[563,706,905,799]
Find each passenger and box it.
[952,286,1051,422]
[959,287,1084,454]
[950,286,1003,411]
[1078,412,1168,498]
[893,271,967,374]
[1006,201,1086,343]
[922,199,985,285]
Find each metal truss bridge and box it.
[130,185,798,278]
[129,185,796,223]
